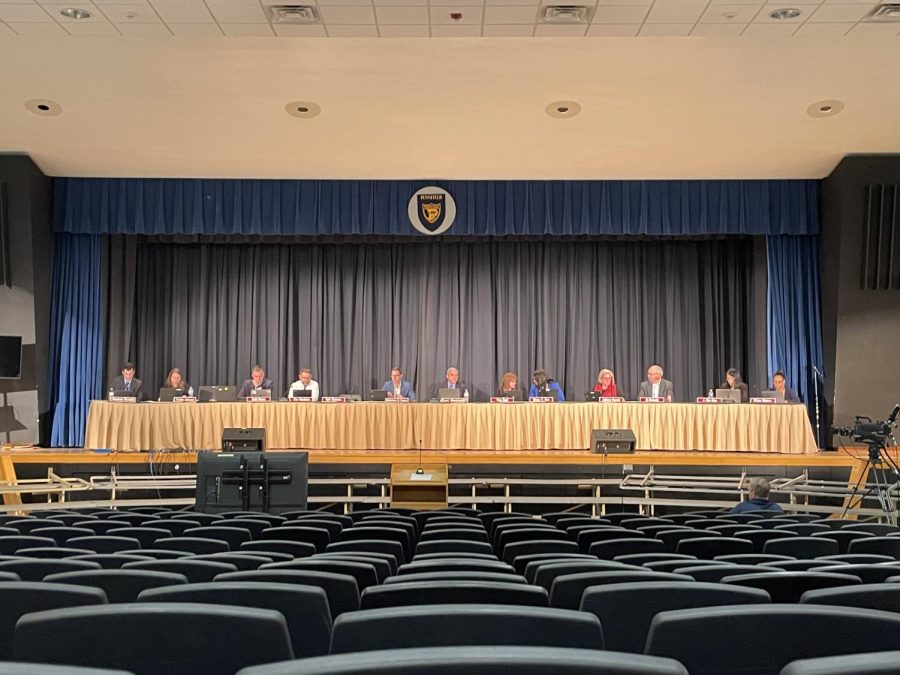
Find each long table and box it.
[84,400,818,454]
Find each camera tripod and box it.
[841,442,900,526]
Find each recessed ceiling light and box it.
[59,8,91,20]
[285,101,321,119]
[768,8,801,19]
[807,99,844,118]
[25,99,62,117]
[546,101,581,119]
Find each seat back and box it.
[720,571,862,602]
[122,559,238,583]
[360,581,549,609]
[550,570,693,609]
[43,569,189,602]
[215,569,359,617]
[799,582,900,612]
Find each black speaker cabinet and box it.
[591,428,636,454]
[222,427,266,452]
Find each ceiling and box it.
[0,0,899,179]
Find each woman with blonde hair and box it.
[497,372,523,399]
[164,367,192,396]
[593,369,618,398]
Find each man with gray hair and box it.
[638,364,675,401]
[730,476,783,514]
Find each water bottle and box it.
[463,389,469,403]
[108,387,114,401]
[708,389,714,399]
[188,385,194,397]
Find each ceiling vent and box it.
[267,4,322,24]
[539,5,595,24]
[864,3,900,21]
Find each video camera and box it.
[832,403,900,446]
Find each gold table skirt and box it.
[84,401,817,454]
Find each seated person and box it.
[720,368,749,402]
[593,369,618,398]
[430,367,469,400]
[238,365,274,399]
[109,362,145,401]
[730,476,783,514]
[288,367,319,401]
[496,372,524,399]
[382,367,416,400]
[637,364,674,401]
[164,367,193,397]
[772,370,799,403]
[529,369,565,401]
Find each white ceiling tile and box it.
[431,23,482,34]
[649,0,707,4]
[533,23,588,35]
[484,0,539,5]
[115,20,170,34]
[645,4,705,22]
[592,5,649,22]
[741,20,798,33]
[100,5,161,23]
[822,0,877,4]
[91,0,151,4]
[273,23,327,36]
[793,20,853,33]
[63,21,121,33]
[699,4,762,23]
[8,20,66,33]
[375,6,428,23]
[377,22,428,34]
[846,21,900,34]
[807,4,871,21]
[0,21,13,34]
[0,5,52,22]
[373,0,427,5]
[151,1,213,23]
[430,6,483,24]
[207,1,268,23]
[586,22,639,33]
[219,22,274,35]
[320,5,375,23]
[708,0,763,4]
[169,22,222,35]
[482,22,534,34]
[432,0,483,6]
[328,23,379,34]
[317,0,372,5]
[596,0,651,5]
[484,5,537,22]
[691,21,746,33]
[640,22,694,33]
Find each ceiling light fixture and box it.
[59,8,91,20]
[285,101,321,118]
[25,99,63,116]
[807,100,845,118]
[768,8,801,19]
[545,101,581,119]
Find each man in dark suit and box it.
[238,365,274,398]
[430,366,469,400]
[637,364,675,401]
[109,362,145,401]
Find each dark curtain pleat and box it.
[119,238,757,403]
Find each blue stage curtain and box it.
[49,234,104,447]
[766,234,825,444]
[53,179,819,237]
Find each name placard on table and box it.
[385,397,411,403]
[750,397,778,404]
[108,396,137,404]
[173,396,197,404]
[246,395,271,403]
[439,398,468,404]
[696,397,725,404]
[639,397,666,403]
[321,396,349,403]
[529,397,555,403]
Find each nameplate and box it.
[439,397,467,404]
[696,397,725,404]
[321,396,347,403]
[529,397,555,403]
[288,397,315,402]
[639,397,665,403]
[598,397,626,403]
[109,396,137,403]
[173,397,197,403]
[490,397,515,403]
[385,397,410,403]
[246,396,271,403]
[750,397,778,404]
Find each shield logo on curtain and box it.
[408,186,456,235]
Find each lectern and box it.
[390,464,448,510]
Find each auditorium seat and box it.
[139,581,332,657]
[383,570,527,585]
[753,518,800,529]
[502,540,579,565]
[122,559,237,583]
[705,524,760,537]
[190,552,274,571]
[170,512,226,525]
[421,516,476,530]
[773,524,829,536]
[732,529,798,553]
[72,520,137,536]
[214,569,359,617]
[235,646,690,675]
[3,519,64,534]
[780,651,900,675]
[665,514,717,525]
[241,540,317,558]
[493,522,557,548]
[416,540,493,556]
[44,569,189,602]
[329,604,604,653]
[105,528,171,549]
[591,538,666,559]
[577,528,645,554]
[33,514,98,527]
[70,554,154,569]
[656,529,719,553]
[183,525,254,549]
[514,553,596,577]
[553,517,610,531]
[259,527,331,553]
[614,553,697,567]
[14,547,92,559]
[579,581,770,653]
[763,536,839,559]
[644,559,728,573]
[124,507,174,516]
[676,537,753,559]
[260,559,379,590]
[0,536,56,554]
[326,538,406,564]
[30,527,94,545]
[313,553,393,581]
[563,524,622,542]
[714,554,795,565]
[0,559,100,581]
[290,513,352,529]
[66,536,142,554]
[152,536,229,554]
[481,511,536,527]
[397,559,515,576]
[419,528,489,543]
[720,571,862,602]
[412,552,498,561]
[360,580,549,609]
[363,518,418,539]
[806,564,899,584]
[141,519,201,537]
[684,519,733,529]
[282,519,342,540]
[532,561,644,591]
[620,517,674,530]
[13,603,293,672]
[674,564,774,583]
[799,583,900,612]
[817,553,894,564]
[842,523,900,536]
[644,604,900,675]
[848,536,900,559]
[0,662,127,674]
[104,513,159,527]
[810,518,858,529]
[118,548,190,560]
[600,512,643,526]
[549,570,693,610]
[717,513,764,524]
[0,573,19,583]
[811,529,875,554]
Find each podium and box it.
[390,464,448,510]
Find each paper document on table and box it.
[410,472,433,480]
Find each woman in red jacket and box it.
[593,369,618,398]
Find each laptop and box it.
[250,388,272,399]
[290,389,313,400]
[760,389,785,403]
[198,385,238,402]
[715,388,742,403]
[158,387,185,402]
[585,391,600,402]
[111,389,137,400]
[533,388,558,401]
[370,389,388,401]
[439,387,463,399]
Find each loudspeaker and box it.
[222,427,266,452]
[591,428,636,454]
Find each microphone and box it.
[416,438,424,475]
[888,403,900,426]
[812,364,823,378]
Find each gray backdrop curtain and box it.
[106,237,764,402]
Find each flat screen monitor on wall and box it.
[0,336,22,379]
[194,451,308,515]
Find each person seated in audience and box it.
[164,367,193,397]
[730,476,783,514]
[110,362,145,401]
[772,370,799,403]
[382,367,415,400]
[497,372,523,399]
[593,369,618,398]
[238,365,274,398]
[430,367,469,400]
[288,367,319,401]
[529,369,565,401]
[720,368,749,402]
[638,364,674,401]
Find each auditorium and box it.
[0,5,899,672]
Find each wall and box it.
[0,155,52,444]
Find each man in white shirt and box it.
[289,367,320,401]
